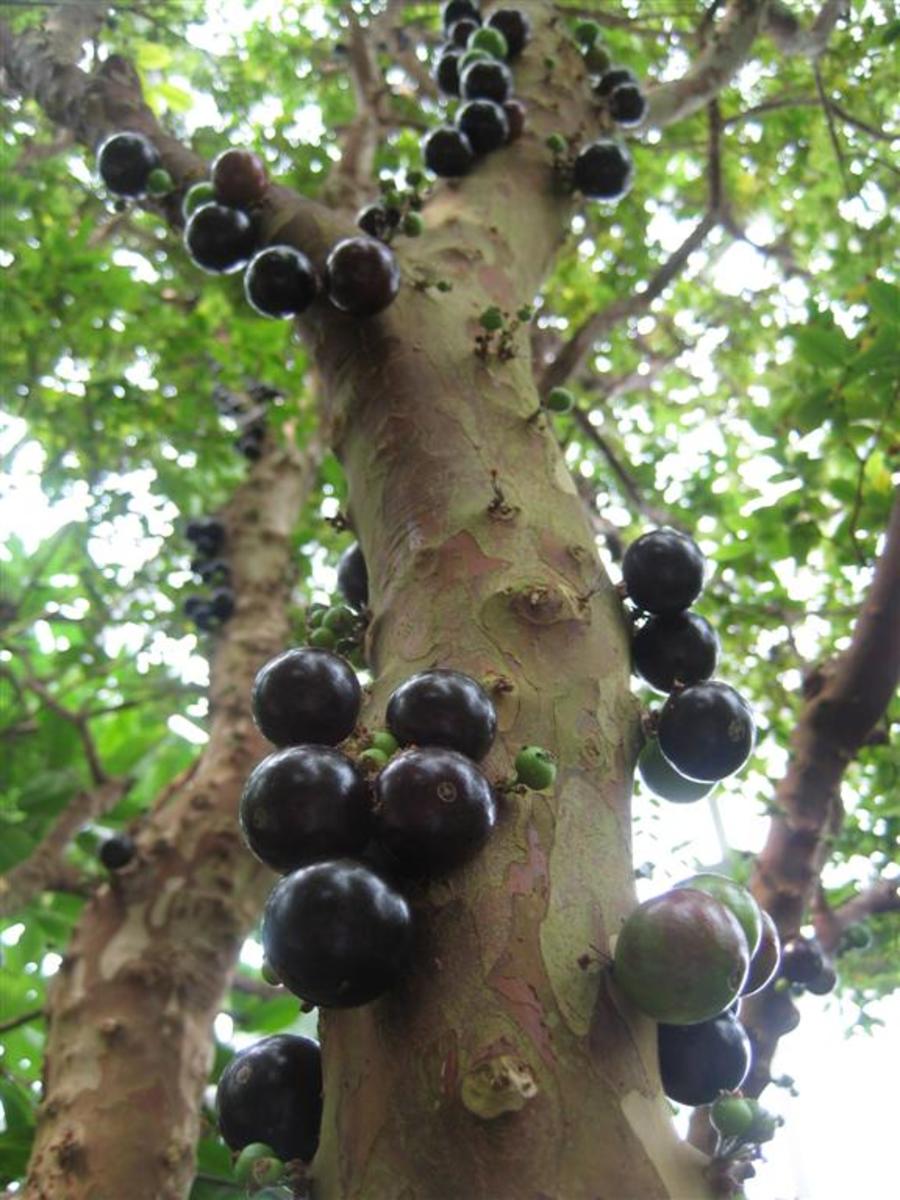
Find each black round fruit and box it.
[658,1013,752,1106]
[210,586,235,622]
[195,558,231,586]
[450,17,480,46]
[457,99,509,154]
[485,8,531,57]
[184,203,256,274]
[805,962,837,995]
[262,859,413,1007]
[251,647,362,747]
[211,147,268,208]
[216,1034,322,1162]
[99,833,135,870]
[572,139,633,201]
[386,668,497,761]
[337,542,368,610]
[183,594,206,619]
[237,433,264,460]
[356,203,390,240]
[422,126,475,177]
[593,66,637,98]
[97,131,160,196]
[622,528,706,614]
[244,246,319,319]
[442,0,480,31]
[608,82,647,128]
[324,237,400,317]
[632,612,719,693]
[434,47,462,95]
[460,59,513,104]
[779,936,825,985]
[658,681,755,782]
[193,604,219,632]
[374,747,496,874]
[240,746,370,872]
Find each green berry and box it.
[147,167,174,195]
[479,305,504,332]
[515,746,557,790]
[468,26,509,60]
[574,20,601,48]
[181,180,214,218]
[710,1096,754,1139]
[309,626,338,649]
[370,730,399,756]
[545,387,575,414]
[583,43,612,74]
[516,305,534,323]
[744,1100,780,1144]
[306,603,329,629]
[234,1143,279,1184]
[436,279,453,292]
[459,47,492,71]
[322,605,357,636]
[842,923,872,950]
[402,211,424,237]
[406,168,424,188]
[545,133,567,155]
[359,747,389,771]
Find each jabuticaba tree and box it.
[1,2,897,1199]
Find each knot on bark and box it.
[508,582,581,626]
[460,1053,538,1119]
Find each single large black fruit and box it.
[210,586,235,622]
[593,66,637,97]
[608,82,647,128]
[244,246,319,318]
[251,647,362,747]
[658,1013,752,1106]
[240,746,371,872]
[99,833,135,870]
[450,17,480,46]
[622,528,705,614]
[337,542,368,610]
[211,147,269,208]
[457,99,509,154]
[486,8,531,57]
[186,517,226,559]
[324,237,400,317]
[216,1034,322,1162]
[184,203,256,274]
[442,0,480,30]
[572,139,633,201]
[632,612,719,692]
[460,59,513,104]
[658,681,755,782]
[374,747,496,874]
[97,131,160,196]
[422,126,475,177]
[262,859,413,1007]
[779,935,825,985]
[386,668,497,761]
[434,47,462,95]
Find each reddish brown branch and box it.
[762,0,847,58]
[813,878,900,954]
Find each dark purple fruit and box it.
[658,681,755,782]
[244,246,319,319]
[211,148,269,208]
[442,0,480,30]
[457,99,509,154]
[450,17,480,46]
[96,131,160,196]
[422,125,475,177]
[337,542,368,610]
[183,594,206,618]
[357,203,390,240]
[262,859,413,1007]
[374,747,496,873]
[195,558,231,586]
[742,908,781,996]
[240,746,371,872]
[99,833,135,870]
[779,936,825,985]
[184,203,256,274]
[632,612,719,693]
[572,139,633,201]
[485,8,531,57]
[608,82,647,128]
[216,1034,322,1162]
[804,963,837,995]
[502,98,526,141]
[622,528,705,614]
[193,604,220,633]
[658,1013,752,1106]
[210,586,235,622]
[324,237,400,317]
[434,47,462,95]
[460,59,513,104]
[237,432,264,460]
[251,647,362,747]
[386,668,496,761]
[593,66,637,98]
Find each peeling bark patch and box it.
[507,824,549,897]
[489,974,556,1068]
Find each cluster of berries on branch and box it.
[304,541,369,666]
[182,517,235,632]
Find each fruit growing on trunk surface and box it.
[337,541,369,609]
[386,668,497,761]
[514,745,557,790]
[182,180,215,217]
[608,82,647,127]
[211,147,269,208]
[251,647,362,747]
[502,98,527,140]
[99,833,135,870]
[486,8,531,57]
[613,888,750,1023]
[324,237,401,317]
[710,1095,754,1138]
[622,528,705,614]
[460,59,513,104]
[262,859,413,1007]
[572,139,633,201]
[244,246,319,318]
[374,747,496,873]
[636,738,714,803]
[216,1034,323,1162]
[184,203,256,274]
[593,67,637,97]
[657,681,756,782]
[657,1012,752,1106]
[186,516,226,558]
[805,962,837,995]
[779,935,826,985]
[674,872,763,957]
[423,125,476,177]
[96,131,160,196]
[240,746,371,872]
[234,1143,283,1186]
[631,611,719,692]
[435,48,463,95]
[467,26,508,61]
[442,0,480,30]
[741,908,781,996]
[457,99,510,154]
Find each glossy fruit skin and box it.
[467,26,508,60]
[742,908,781,995]
[357,203,390,240]
[211,586,235,622]
[805,963,837,995]
[609,82,647,127]
[450,17,479,46]
[99,833,135,870]
[674,873,762,957]
[371,730,399,756]
[324,237,401,317]
[710,1095,754,1138]
[386,668,497,761]
[457,98,510,154]
[97,131,160,196]
[251,647,362,747]
[658,1013,752,1106]
[211,147,269,208]
[636,739,713,803]
[262,859,413,1007]
[502,98,526,141]
[442,0,480,30]
[182,180,215,218]
[240,746,371,872]
[594,66,637,97]
[658,681,756,782]
[216,1034,322,1162]
[486,8,531,57]
[632,611,719,693]
[337,541,369,609]
[622,528,705,614]
[460,59,513,103]
[779,935,825,985]
[434,48,462,95]
[423,126,475,178]
[514,745,557,790]
[614,888,750,1024]
[572,139,633,201]
[234,1143,281,1185]
[374,747,496,873]
[244,246,319,318]
[184,203,256,274]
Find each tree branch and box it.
[322,11,383,212]
[762,0,847,58]
[0,1008,45,1036]
[813,878,900,954]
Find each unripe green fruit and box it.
[402,211,424,237]
[545,133,567,154]
[468,26,509,60]
[309,626,338,649]
[306,603,329,629]
[459,47,492,70]
[583,43,612,74]
[574,20,601,48]
[182,180,214,218]
[322,605,357,635]
[359,747,389,771]
[370,730,399,756]
[842,922,872,950]
[514,746,557,790]
[710,1095,754,1138]
[479,305,504,331]
[147,167,174,195]
[545,387,575,414]
[406,168,424,188]
[234,1143,279,1184]
[637,739,713,803]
